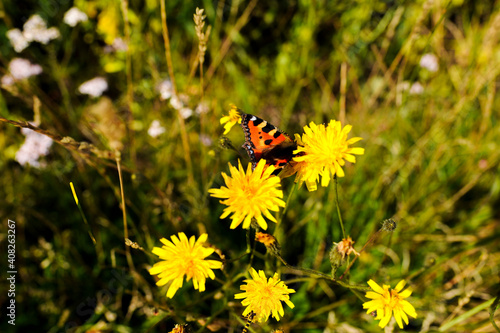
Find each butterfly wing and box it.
[240,112,296,174]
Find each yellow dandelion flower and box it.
[363,279,417,329]
[220,105,242,134]
[235,268,295,323]
[292,120,364,191]
[149,233,222,298]
[208,159,285,230]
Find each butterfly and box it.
[239,111,297,176]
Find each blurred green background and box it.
[1,0,499,332]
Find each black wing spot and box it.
[273,131,281,139]
[264,139,273,145]
[261,123,274,133]
[259,136,262,139]
[278,162,287,166]
[252,118,263,126]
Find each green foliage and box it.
[1,0,500,332]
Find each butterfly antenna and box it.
[242,311,256,333]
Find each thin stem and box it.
[0,116,115,161]
[120,0,136,165]
[276,181,297,233]
[334,176,346,239]
[160,0,177,95]
[275,253,368,291]
[205,0,258,82]
[116,154,136,272]
[48,45,74,123]
[199,59,204,100]
[159,0,193,185]
[490,294,500,333]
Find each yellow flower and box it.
[292,120,364,191]
[220,105,242,134]
[208,159,285,230]
[149,233,222,298]
[363,279,417,329]
[168,324,188,333]
[235,268,295,322]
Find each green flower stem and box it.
[334,176,346,239]
[275,253,368,291]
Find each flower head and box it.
[148,120,166,138]
[157,80,174,100]
[208,159,285,230]
[23,15,60,44]
[2,58,43,86]
[419,53,439,72]
[78,77,108,97]
[363,279,417,329]
[7,29,29,52]
[63,7,88,27]
[149,233,222,298]
[220,105,242,134]
[15,126,53,168]
[333,236,360,260]
[292,120,364,191]
[235,268,295,322]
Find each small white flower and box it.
[63,7,88,27]
[78,77,108,97]
[420,53,439,72]
[179,107,193,119]
[1,75,15,86]
[15,126,53,167]
[195,102,209,115]
[2,58,42,86]
[8,58,43,80]
[169,95,183,110]
[157,80,173,100]
[410,82,424,95]
[148,120,166,138]
[6,29,29,52]
[23,15,60,44]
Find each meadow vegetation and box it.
[1,0,499,332]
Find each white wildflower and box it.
[1,58,42,86]
[157,80,173,100]
[78,77,108,97]
[1,75,15,86]
[148,120,166,138]
[15,127,53,168]
[169,95,183,110]
[410,82,424,95]
[195,102,209,115]
[420,53,439,72]
[6,29,29,52]
[8,58,43,79]
[23,14,60,44]
[63,7,88,27]
[179,107,193,119]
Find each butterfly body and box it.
[240,112,297,175]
